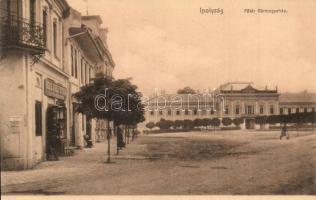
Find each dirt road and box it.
[1,130,316,195]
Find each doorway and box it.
[46,104,66,157]
[245,118,255,129]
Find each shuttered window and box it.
[35,101,42,136]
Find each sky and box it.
[67,0,316,95]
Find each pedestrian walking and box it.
[280,125,289,140]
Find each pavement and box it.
[1,130,316,195]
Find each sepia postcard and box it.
[0,0,315,199]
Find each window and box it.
[42,9,48,47]
[150,111,154,115]
[312,108,315,112]
[235,105,240,115]
[159,110,163,115]
[167,110,172,115]
[246,105,254,115]
[210,108,214,115]
[193,109,198,115]
[81,58,85,84]
[225,106,229,115]
[185,109,189,115]
[74,49,78,78]
[270,105,274,115]
[176,110,180,115]
[71,46,74,76]
[85,63,89,84]
[296,108,299,113]
[53,20,58,56]
[304,108,307,113]
[260,105,264,114]
[280,108,284,115]
[88,66,91,82]
[35,101,42,136]
[30,0,36,25]
[288,108,291,114]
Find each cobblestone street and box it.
[1,131,316,195]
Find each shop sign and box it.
[44,79,67,100]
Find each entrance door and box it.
[46,104,66,156]
[245,118,255,129]
[46,105,59,156]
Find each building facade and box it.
[143,83,316,130]
[0,0,115,170]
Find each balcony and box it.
[0,14,46,54]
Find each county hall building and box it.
[143,82,316,130]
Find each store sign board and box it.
[44,79,67,100]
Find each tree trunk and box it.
[124,126,127,145]
[116,125,120,155]
[127,126,130,144]
[106,120,111,163]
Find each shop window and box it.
[35,101,42,136]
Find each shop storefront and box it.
[44,79,68,158]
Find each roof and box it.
[82,15,103,24]
[279,93,316,103]
[69,27,104,63]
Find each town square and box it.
[0,0,316,197]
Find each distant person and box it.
[117,126,125,150]
[83,134,93,148]
[280,125,289,140]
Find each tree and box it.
[146,122,156,130]
[156,118,174,130]
[111,78,145,146]
[222,117,233,126]
[73,74,145,162]
[201,118,210,130]
[193,118,203,128]
[183,119,195,129]
[233,117,244,127]
[255,116,268,125]
[267,115,279,125]
[255,116,268,130]
[174,120,184,129]
[210,118,221,130]
[74,74,115,163]
[177,87,196,94]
